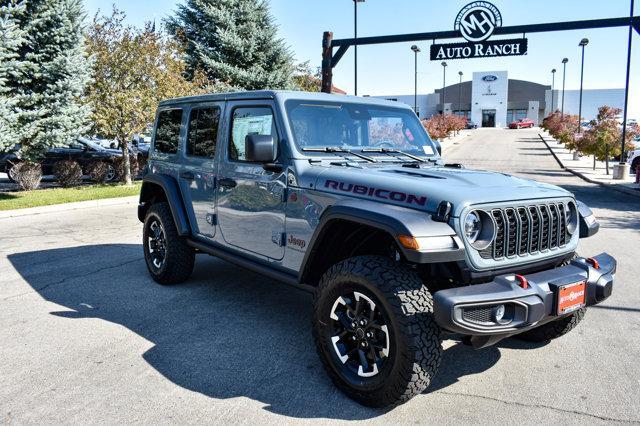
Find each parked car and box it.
[628,148,640,174]
[1,137,120,182]
[509,118,535,129]
[137,91,613,408]
[465,120,478,129]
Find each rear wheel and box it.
[6,163,19,183]
[143,202,195,285]
[631,157,640,175]
[313,256,442,408]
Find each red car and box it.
[509,118,535,129]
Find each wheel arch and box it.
[138,173,191,236]
[298,200,462,286]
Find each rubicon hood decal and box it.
[325,179,427,207]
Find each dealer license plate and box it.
[557,281,586,315]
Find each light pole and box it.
[353,0,365,96]
[550,68,556,113]
[617,0,635,179]
[441,61,447,115]
[411,45,421,115]
[577,38,589,133]
[458,71,463,117]
[561,58,568,117]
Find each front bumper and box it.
[433,253,615,348]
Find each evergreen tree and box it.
[2,0,91,162]
[0,0,26,151]
[166,0,294,91]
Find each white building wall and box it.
[544,89,625,120]
[471,71,508,127]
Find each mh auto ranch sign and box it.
[430,2,528,60]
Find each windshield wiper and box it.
[302,146,377,163]
[361,148,427,163]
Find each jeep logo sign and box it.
[430,2,528,61]
[455,1,502,42]
[482,75,498,82]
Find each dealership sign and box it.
[430,2,528,60]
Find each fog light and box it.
[492,305,505,322]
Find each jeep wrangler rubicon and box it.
[138,91,615,408]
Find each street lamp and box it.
[411,45,421,115]
[458,71,463,117]
[577,38,589,133]
[353,0,365,96]
[551,68,556,113]
[441,62,447,115]
[561,58,568,117]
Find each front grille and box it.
[479,202,570,260]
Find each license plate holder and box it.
[556,281,586,315]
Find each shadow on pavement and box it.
[7,243,529,420]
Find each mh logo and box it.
[455,2,503,43]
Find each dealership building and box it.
[376,71,625,128]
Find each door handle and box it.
[180,171,195,180]
[218,178,237,188]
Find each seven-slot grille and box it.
[478,202,569,260]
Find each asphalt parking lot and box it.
[1,128,639,424]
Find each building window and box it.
[515,109,527,120]
[507,110,514,124]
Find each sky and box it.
[85,0,639,118]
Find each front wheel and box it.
[631,157,640,175]
[5,163,19,183]
[143,202,195,285]
[312,256,442,408]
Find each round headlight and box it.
[464,211,482,243]
[565,201,578,235]
[463,210,496,250]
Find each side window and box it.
[187,107,221,158]
[230,107,275,161]
[154,109,183,154]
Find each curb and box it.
[0,195,139,219]
[537,133,640,199]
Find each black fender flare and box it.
[576,200,599,238]
[299,199,464,283]
[138,173,191,236]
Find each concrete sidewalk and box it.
[538,132,640,198]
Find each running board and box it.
[186,238,314,293]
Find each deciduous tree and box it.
[86,8,208,185]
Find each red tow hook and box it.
[514,274,529,289]
[586,257,601,270]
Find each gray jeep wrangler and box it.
[138,91,615,408]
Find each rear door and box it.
[179,103,224,240]
[215,101,287,260]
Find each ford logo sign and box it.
[482,75,498,82]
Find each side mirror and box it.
[433,139,442,156]
[245,134,277,163]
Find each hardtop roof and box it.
[158,90,411,110]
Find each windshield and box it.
[78,137,105,151]
[285,100,438,157]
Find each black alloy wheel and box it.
[328,290,392,380]
[147,219,166,270]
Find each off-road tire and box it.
[313,255,442,408]
[143,202,195,285]
[517,308,586,343]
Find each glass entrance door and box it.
[482,110,496,127]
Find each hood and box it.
[313,163,571,217]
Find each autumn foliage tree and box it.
[86,8,209,185]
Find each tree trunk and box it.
[605,146,610,175]
[120,138,132,186]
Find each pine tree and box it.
[0,0,26,152]
[166,0,294,91]
[2,0,92,163]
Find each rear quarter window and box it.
[154,109,183,155]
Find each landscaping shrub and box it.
[53,160,83,187]
[12,162,43,191]
[113,155,139,182]
[87,161,112,183]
